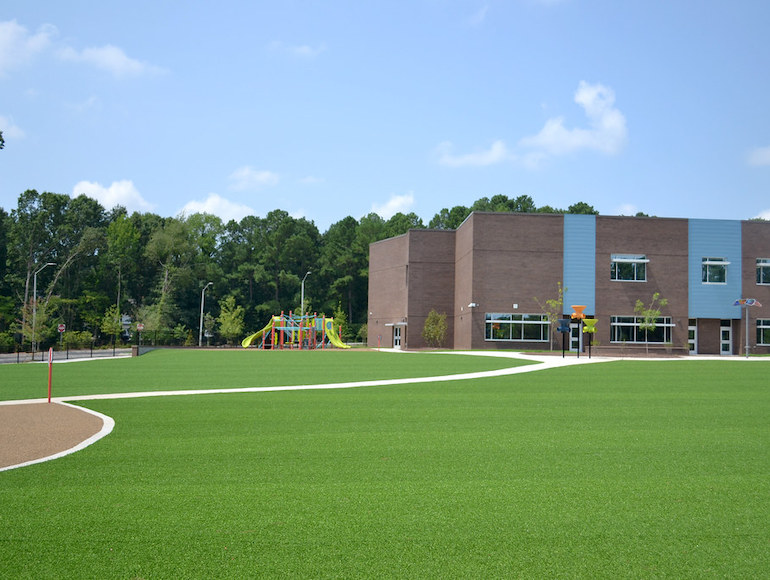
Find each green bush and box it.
[0,331,17,353]
[422,309,448,348]
[62,331,94,349]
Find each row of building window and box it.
[485,313,770,345]
[609,256,770,285]
[759,319,770,345]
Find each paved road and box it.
[0,348,132,365]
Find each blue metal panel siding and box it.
[563,214,596,314]
[688,219,742,319]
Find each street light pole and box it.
[301,271,311,315]
[199,282,213,347]
[32,262,56,356]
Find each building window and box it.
[610,315,673,343]
[758,319,770,346]
[757,259,770,285]
[485,313,549,342]
[702,257,729,284]
[610,254,648,281]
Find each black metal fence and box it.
[0,346,133,364]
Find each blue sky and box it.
[1,1,769,232]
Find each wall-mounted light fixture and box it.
[468,302,478,308]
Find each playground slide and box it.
[324,322,350,349]
[241,320,274,348]
[242,315,350,349]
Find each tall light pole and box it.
[199,282,213,347]
[32,262,56,355]
[301,271,311,315]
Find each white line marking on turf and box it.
[3,351,763,471]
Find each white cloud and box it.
[178,193,255,223]
[615,203,639,216]
[289,209,308,221]
[228,166,279,191]
[756,209,770,220]
[72,180,155,213]
[269,41,326,59]
[58,44,165,78]
[372,192,415,219]
[436,81,626,169]
[437,139,513,167]
[0,115,25,140]
[0,19,56,76]
[519,81,627,157]
[748,146,770,167]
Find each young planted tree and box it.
[218,295,245,345]
[19,298,53,351]
[100,304,122,349]
[422,309,448,348]
[535,282,565,351]
[203,312,216,346]
[332,302,351,341]
[635,292,669,355]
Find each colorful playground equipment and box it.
[241,312,350,349]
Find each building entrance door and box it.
[393,326,402,350]
[720,321,732,355]
[688,319,697,354]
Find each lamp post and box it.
[300,271,311,315]
[199,282,213,347]
[734,298,762,358]
[32,262,56,356]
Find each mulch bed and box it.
[0,402,104,469]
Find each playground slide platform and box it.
[241,317,350,349]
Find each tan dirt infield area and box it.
[0,403,104,469]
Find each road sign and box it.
[137,323,145,331]
[58,323,66,333]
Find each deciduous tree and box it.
[218,295,245,345]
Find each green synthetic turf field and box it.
[1,353,768,578]
[0,349,528,400]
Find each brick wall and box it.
[466,213,564,349]
[368,234,409,348]
[595,216,689,351]
[405,230,456,349]
[742,221,770,355]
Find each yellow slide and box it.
[242,315,350,349]
[241,318,275,348]
[324,319,350,349]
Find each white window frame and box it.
[610,315,674,344]
[758,319,770,346]
[757,259,770,285]
[485,313,549,342]
[702,257,729,284]
[611,254,649,282]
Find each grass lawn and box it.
[0,349,529,400]
[1,355,768,578]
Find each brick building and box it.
[367,213,770,355]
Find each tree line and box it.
[0,188,597,352]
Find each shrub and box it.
[422,309,447,348]
[62,331,94,349]
[0,331,16,353]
